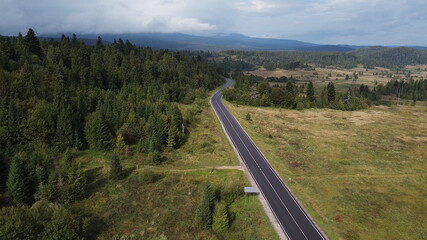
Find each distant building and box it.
[244,187,259,195]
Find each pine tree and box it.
[196,182,216,229]
[73,129,83,150]
[115,134,126,155]
[7,153,32,206]
[306,81,315,102]
[35,172,59,202]
[150,151,162,165]
[62,163,87,205]
[212,203,230,233]
[0,154,7,189]
[110,155,124,180]
[166,127,176,148]
[24,28,42,57]
[327,82,336,103]
[62,148,74,170]
[55,108,74,151]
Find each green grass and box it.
[71,97,278,240]
[225,100,427,240]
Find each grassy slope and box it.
[72,101,278,240]
[225,100,427,240]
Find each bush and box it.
[296,102,304,110]
[149,151,162,165]
[139,171,161,184]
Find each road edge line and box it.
[222,100,329,240]
[210,80,288,240]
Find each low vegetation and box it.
[225,100,427,240]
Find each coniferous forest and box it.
[0,29,223,239]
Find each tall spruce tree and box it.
[196,182,216,229]
[327,82,336,103]
[109,155,124,180]
[306,80,315,102]
[212,203,231,233]
[115,134,125,155]
[7,153,32,206]
[62,163,87,205]
[24,28,42,57]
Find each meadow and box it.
[248,64,427,91]
[225,100,427,240]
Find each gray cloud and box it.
[0,0,426,45]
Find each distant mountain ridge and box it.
[40,32,427,53]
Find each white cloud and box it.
[234,0,288,13]
[0,0,427,45]
[146,17,216,32]
[0,0,217,34]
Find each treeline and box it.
[220,50,359,69]
[215,47,427,70]
[223,72,375,111]
[376,79,427,101]
[360,47,427,69]
[0,29,223,237]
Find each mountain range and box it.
[41,32,427,52]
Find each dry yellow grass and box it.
[248,64,427,91]
[225,100,427,240]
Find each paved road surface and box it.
[211,79,326,240]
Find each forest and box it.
[210,47,427,71]
[0,29,224,239]
[223,70,427,111]
[223,72,377,111]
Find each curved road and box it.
[211,79,326,240]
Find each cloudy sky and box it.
[1,0,426,45]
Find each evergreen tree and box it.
[196,182,216,229]
[306,80,315,102]
[150,151,162,165]
[109,155,124,180]
[85,111,113,151]
[35,172,59,202]
[326,82,336,103]
[62,163,87,205]
[115,134,126,155]
[0,154,7,188]
[24,28,42,57]
[7,153,32,206]
[212,203,231,234]
[0,206,40,240]
[42,207,90,240]
[73,129,83,150]
[55,107,74,151]
[62,148,74,170]
[166,126,176,148]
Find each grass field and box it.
[71,99,278,240]
[247,64,427,91]
[225,100,427,240]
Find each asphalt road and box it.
[211,79,326,240]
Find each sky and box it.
[0,0,426,45]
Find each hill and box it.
[41,33,318,51]
[361,47,427,68]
